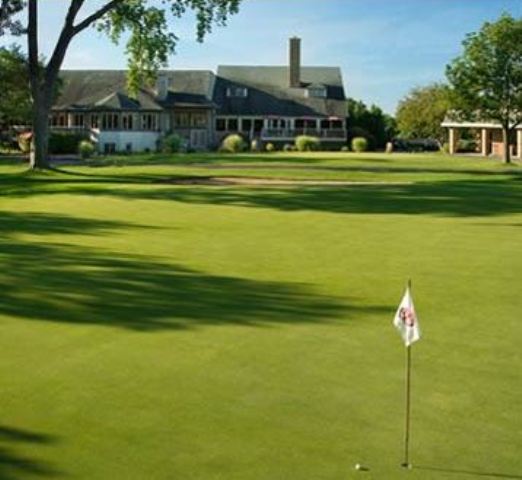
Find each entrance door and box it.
[190,130,207,150]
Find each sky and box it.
[2,0,521,113]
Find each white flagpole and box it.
[402,279,412,469]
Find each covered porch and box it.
[442,121,522,158]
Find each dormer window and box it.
[306,84,327,98]
[226,86,248,98]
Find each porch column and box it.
[517,129,522,159]
[67,113,74,128]
[449,127,458,155]
[481,128,490,156]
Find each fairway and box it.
[0,152,521,479]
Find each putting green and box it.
[0,153,521,479]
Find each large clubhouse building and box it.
[51,38,347,153]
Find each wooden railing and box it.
[261,128,346,139]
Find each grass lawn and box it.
[0,152,521,479]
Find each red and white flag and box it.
[393,286,420,346]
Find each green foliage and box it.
[341,146,350,152]
[446,13,522,126]
[283,143,295,152]
[265,142,275,152]
[221,134,246,153]
[250,139,259,151]
[458,138,478,153]
[0,0,25,35]
[351,136,368,153]
[295,135,320,152]
[98,0,242,95]
[0,45,32,127]
[78,140,95,159]
[396,83,451,144]
[49,132,87,155]
[446,13,522,162]
[347,98,396,149]
[160,133,183,153]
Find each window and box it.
[102,113,119,130]
[295,119,305,129]
[268,119,287,129]
[320,119,331,130]
[307,86,327,98]
[122,113,134,130]
[241,119,252,132]
[253,119,263,133]
[226,86,248,98]
[332,120,343,129]
[216,118,226,131]
[50,113,67,127]
[104,143,116,154]
[191,113,207,128]
[227,118,238,131]
[175,112,190,128]
[141,113,157,131]
[73,114,84,127]
[90,115,99,129]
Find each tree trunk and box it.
[502,126,511,164]
[29,92,50,169]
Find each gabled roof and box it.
[214,66,346,118]
[53,70,215,111]
[53,70,162,111]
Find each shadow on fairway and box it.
[0,426,59,479]
[416,465,522,479]
[0,212,382,331]
[2,170,522,218]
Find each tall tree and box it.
[0,0,242,169]
[395,83,451,145]
[446,13,522,163]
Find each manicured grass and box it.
[0,152,521,479]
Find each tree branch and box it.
[72,0,122,36]
[44,0,85,91]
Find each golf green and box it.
[0,153,521,479]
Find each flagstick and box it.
[402,278,413,469]
[402,344,412,468]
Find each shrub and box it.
[160,133,183,154]
[221,134,247,153]
[341,145,350,152]
[283,143,295,152]
[265,142,275,152]
[385,141,394,154]
[49,132,86,154]
[295,135,320,152]
[78,140,95,159]
[250,139,260,152]
[440,142,450,154]
[458,138,478,153]
[351,136,368,153]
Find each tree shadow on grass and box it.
[65,177,522,218]
[0,241,382,331]
[0,210,152,237]
[2,169,522,217]
[415,465,522,479]
[0,426,59,479]
[0,212,383,331]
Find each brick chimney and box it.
[289,37,301,88]
[156,72,169,101]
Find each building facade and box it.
[50,38,347,153]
